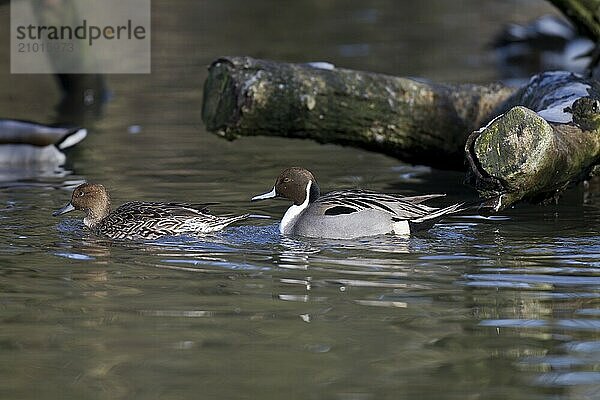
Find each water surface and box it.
[1,1,599,399]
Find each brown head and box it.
[52,183,111,228]
[251,167,320,206]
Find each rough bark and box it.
[202,0,600,208]
[202,56,515,171]
[466,71,600,209]
[202,58,600,209]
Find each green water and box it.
[1,1,600,399]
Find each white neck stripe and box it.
[280,181,312,234]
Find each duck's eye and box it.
[78,191,85,197]
[283,177,291,183]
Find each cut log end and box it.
[201,58,599,209]
[201,59,241,138]
[475,107,554,190]
[467,104,600,209]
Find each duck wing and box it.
[399,193,446,203]
[112,201,216,219]
[100,201,248,239]
[315,190,439,219]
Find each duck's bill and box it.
[52,202,75,216]
[251,187,277,201]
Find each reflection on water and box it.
[2,195,595,399]
[0,0,599,399]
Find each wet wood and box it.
[203,58,600,209]
[202,56,515,171]
[466,72,600,209]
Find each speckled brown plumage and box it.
[53,183,248,240]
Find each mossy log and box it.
[466,71,600,209]
[202,56,515,170]
[203,58,600,208]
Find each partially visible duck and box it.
[251,167,464,239]
[53,183,248,240]
[492,15,595,80]
[0,119,87,165]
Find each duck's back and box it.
[315,190,438,218]
[287,190,459,239]
[94,201,243,240]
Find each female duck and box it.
[252,167,464,239]
[53,183,248,240]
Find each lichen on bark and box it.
[466,72,600,209]
[201,56,514,170]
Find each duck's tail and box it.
[211,213,250,231]
[410,202,465,225]
[56,128,88,150]
[401,193,446,204]
[458,195,503,214]
[408,195,502,231]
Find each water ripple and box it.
[534,372,600,386]
[465,274,600,286]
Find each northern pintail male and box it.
[0,119,86,165]
[251,167,464,239]
[53,183,248,240]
